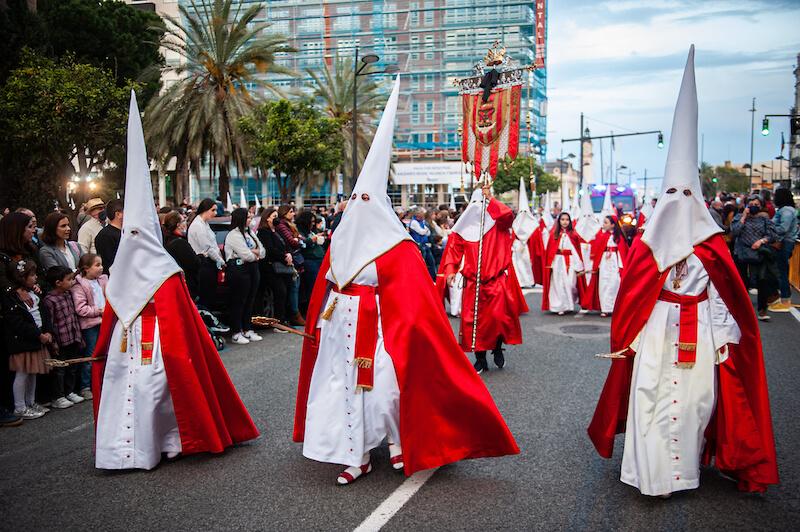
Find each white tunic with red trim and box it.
[621,254,740,495]
[547,234,584,313]
[95,311,181,470]
[302,263,401,467]
[597,235,623,314]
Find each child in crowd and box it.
[43,266,86,409]
[70,254,107,400]
[2,259,52,420]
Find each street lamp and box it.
[352,48,400,185]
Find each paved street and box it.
[1,291,798,531]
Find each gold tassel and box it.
[677,342,697,351]
[321,297,338,320]
[120,327,128,353]
[354,358,373,369]
[676,361,696,369]
[355,384,373,392]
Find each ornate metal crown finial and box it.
[484,41,507,67]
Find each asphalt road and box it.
[1,290,798,531]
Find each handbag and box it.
[271,261,295,276]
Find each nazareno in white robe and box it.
[620,253,740,495]
[302,262,401,467]
[512,238,535,288]
[95,315,181,470]
[547,233,584,313]
[597,235,623,314]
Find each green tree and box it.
[700,162,749,197]
[0,50,135,214]
[38,0,165,102]
[240,99,344,202]
[307,56,387,193]
[491,156,560,197]
[146,0,294,200]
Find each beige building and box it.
[725,159,791,191]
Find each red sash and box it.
[557,249,572,270]
[140,303,157,365]
[332,283,378,392]
[657,289,708,368]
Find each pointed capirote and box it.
[600,185,614,219]
[512,177,537,241]
[328,76,412,289]
[575,186,600,242]
[104,90,181,328]
[641,45,721,271]
[240,188,247,209]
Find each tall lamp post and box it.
[352,48,399,184]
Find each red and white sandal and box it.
[389,443,404,471]
[337,462,372,485]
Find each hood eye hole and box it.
[666,187,677,194]
[129,230,139,236]
[361,193,370,201]
[351,193,357,200]
[682,189,692,196]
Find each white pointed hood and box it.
[254,194,260,210]
[226,192,234,213]
[575,187,601,241]
[541,193,554,229]
[329,76,411,289]
[640,199,654,221]
[452,188,496,242]
[449,192,456,211]
[642,45,721,272]
[105,91,181,328]
[600,186,614,219]
[240,188,247,209]
[512,178,537,241]
[561,186,571,218]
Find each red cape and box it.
[92,274,260,455]
[438,199,526,351]
[528,221,547,286]
[541,228,584,311]
[581,230,629,311]
[587,234,778,492]
[294,241,519,475]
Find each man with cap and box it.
[588,46,778,496]
[294,77,518,485]
[78,198,105,254]
[438,184,528,373]
[92,92,259,470]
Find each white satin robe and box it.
[547,233,584,313]
[512,238,535,288]
[95,316,181,470]
[302,263,401,467]
[621,254,741,495]
[597,235,623,314]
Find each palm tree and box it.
[145,0,294,200]
[307,56,387,194]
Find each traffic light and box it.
[791,116,800,136]
[712,177,718,183]
[761,118,770,136]
[657,133,664,149]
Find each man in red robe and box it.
[92,92,258,470]
[438,187,527,373]
[294,77,518,485]
[588,47,777,495]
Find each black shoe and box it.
[493,347,505,369]
[0,408,23,428]
[473,352,489,374]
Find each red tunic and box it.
[92,274,260,456]
[587,235,778,492]
[294,241,520,475]
[438,199,527,352]
[528,219,548,286]
[581,230,629,311]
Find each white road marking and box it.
[789,306,800,324]
[353,467,439,532]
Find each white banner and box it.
[392,162,464,187]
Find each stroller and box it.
[196,306,230,351]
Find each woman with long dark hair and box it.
[256,207,294,326]
[162,211,200,299]
[187,198,225,310]
[542,212,585,314]
[223,208,265,344]
[39,212,83,272]
[582,215,629,316]
[275,204,305,325]
[296,210,326,314]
